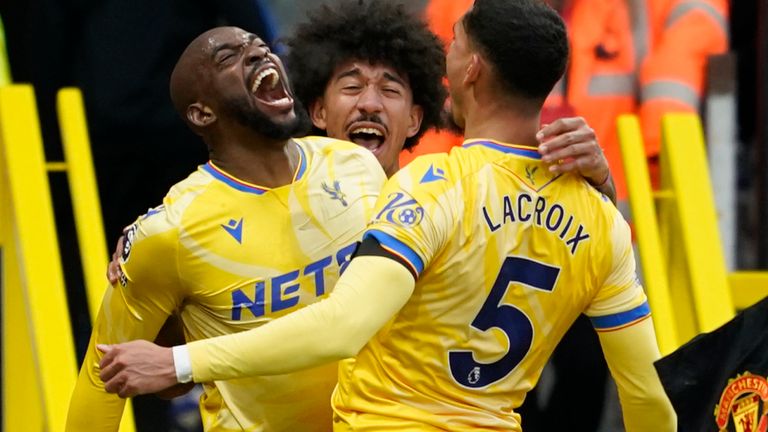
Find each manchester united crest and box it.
[714,372,768,432]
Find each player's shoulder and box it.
[297,136,384,176]
[564,176,629,240]
[392,151,455,188]
[131,168,212,237]
[296,135,375,162]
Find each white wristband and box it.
[172,345,193,384]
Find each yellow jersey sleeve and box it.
[186,256,414,381]
[364,156,458,276]
[597,318,676,431]
[586,210,650,332]
[66,210,185,431]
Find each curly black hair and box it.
[464,0,568,101]
[285,0,447,150]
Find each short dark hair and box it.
[286,0,447,150]
[464,0,568,100]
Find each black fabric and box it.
[354,235,417,279]
[655,296,768,432]
[519,314,608,432]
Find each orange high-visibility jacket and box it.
[406,0,729,199]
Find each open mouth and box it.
[347,123,387,153]
[251,65,293,110]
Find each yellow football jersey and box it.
[332,139,649,431]
[67,136,385,432]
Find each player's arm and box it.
[586,213,675,431]
[66,218,183,431]
[105,232,191,399]
[97,247,415,396]
[537,117,616,204]
[98,162,451,395]
[596,316,675,431]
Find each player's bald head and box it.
[169,27,252,120]
[170,29,212,117]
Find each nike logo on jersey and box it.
[222,218,244,244]
[420,164,446,184]
[321,180,348,206]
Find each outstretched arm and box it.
[537,117,616,204]
[98,254,415,397]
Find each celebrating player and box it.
[96,0,674,431]
[82,2,617,431]
[66,26,388,431]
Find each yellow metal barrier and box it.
[0,84,77,431]
[0,15,10,85]
[56,88,137,431]
[661,114,734,332]
[57,88,109,319]
[619,113,739,348]
[728,272,768,310]
[617,115,678,354]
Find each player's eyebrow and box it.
[212,43,238,57]
[382,72,407,88]
[335,68,407,88]
[211,34,260,58]
[335,67,363,82]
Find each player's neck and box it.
[462,100,541,147]
[210,138,301,188]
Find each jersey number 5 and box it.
[448,257,560,388]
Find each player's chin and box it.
[155,382,196,400]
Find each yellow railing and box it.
[57,89,110,318]
[1,84,136,431]
[617,115,678,355]
[660,114,733,334]
[0,85,77,432]
[618,113,767,351]
[56,87,137,431]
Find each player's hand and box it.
[537,116,609,186]
[97,341,178,398]
[106,235,126,284]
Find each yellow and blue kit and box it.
[166,139,675,432]
[332,139,663,430]
[66,136,386,432]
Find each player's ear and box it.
[309,98,328,130]
[405,104,424,139]
[187,103,216,128]
[464,54,481,86]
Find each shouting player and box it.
[66,26,387,431]
[83,1,616,431]
[95,0,674,431]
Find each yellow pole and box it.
[616,115,678,354]
[0,85,77,431]
[57,88,109,318]
[0,15,10,85]
[56,88,137,431]
[661,114,733,332]
[0,121,45,432]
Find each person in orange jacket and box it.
[411,0,729,431]
[411,0,729,202]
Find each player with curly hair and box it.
[284,0,447,177]
[91,1,619,430]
